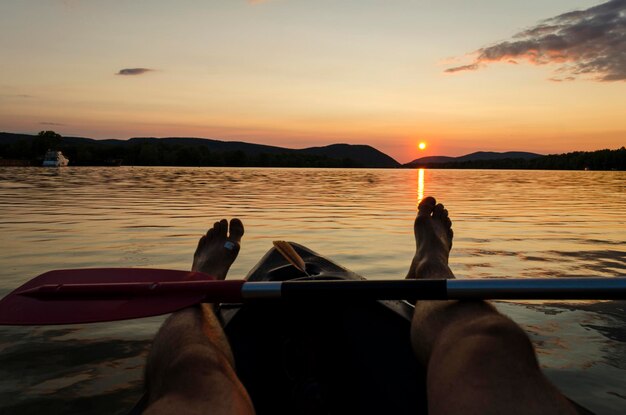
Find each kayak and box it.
[218,242,427,414]
[130,242,594,414]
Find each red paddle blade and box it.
[0,268,212,325]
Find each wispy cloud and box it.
[445,0,626,82]
[0,94,34,99]
[61,0,79,9]
[247,0,274,4]
[40,122,66,126]
[444,63,480,73]
[116,68,154,76]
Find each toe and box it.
[205,228,215,240]
[218,219,228,238]
[433,203,445,219]
[228,218,245,242]
[195,235,206,253]
[212,221,220,234]
[418,196,436,216]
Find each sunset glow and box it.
[0,1,624,163]
[418,142,427,151]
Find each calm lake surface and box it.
[0,167,624,414]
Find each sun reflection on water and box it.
[417,168,425,204]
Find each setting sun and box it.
[418,142,426,150]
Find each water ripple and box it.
[0,167,624,413]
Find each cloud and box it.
[116,68,154,76]
[0,94,34,99]
[40,122,66,126]
[548,76,576,83]
[444,63,480,73]
[445,0,626,82]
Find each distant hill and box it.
[4,132,622,170]
[405,148,625,171]
[456,151,542,162]
[406,151,542,167]
[0,132,400,168]
[408,156,455,164]
[125,136,292,156]
[296,143,399,168]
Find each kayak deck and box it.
[129,242,594,414]
[219,243,427,415]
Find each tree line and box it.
[0,131,363,168]
[412,147,626,171]
[1,131,624,170]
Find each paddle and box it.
[0,268,625,325]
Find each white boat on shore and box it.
[42,150,69,167]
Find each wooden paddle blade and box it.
[273,241,308,274]
[0,268,211,325]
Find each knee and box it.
[146,347,255,414]
[170,345,232,378]
[146,346,221,400]
[468,314,530,343]
[443,314,537,365]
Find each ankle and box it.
[414,258,453,280]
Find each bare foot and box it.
[192,219,244,280]
[407,196,454,280]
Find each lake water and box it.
[0,167,624,414]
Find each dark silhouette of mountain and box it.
[0,132,400,168]
[295,144,399,168]
[405,148,625,171]
[408,156,455,164]
[4,132,622,170]
[0,132,34,144]
[456,151,542,162]
[405,151,542,167]
[125,136,291,156]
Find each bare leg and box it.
[145,219,254,415]
[408,197,576,415]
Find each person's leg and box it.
[408,197,576,415]
[144,219,254,415]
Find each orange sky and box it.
[0,1,624,163]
